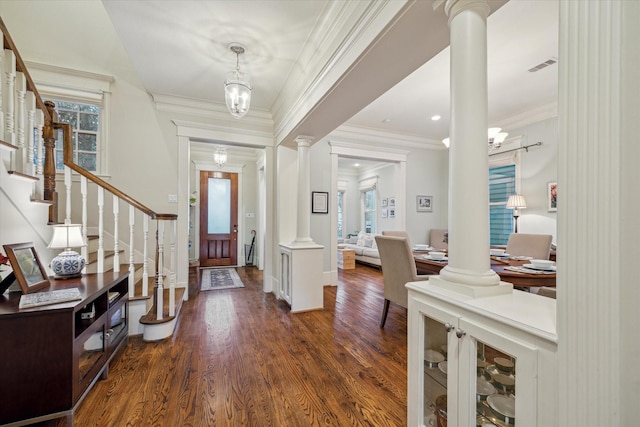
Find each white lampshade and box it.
[506,194,527,209]
[48,224,86,250]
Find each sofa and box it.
[341,232,381,267]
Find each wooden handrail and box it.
[0,17,51,123]
[57,121,177,221]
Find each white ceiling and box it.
[103,0,558,153]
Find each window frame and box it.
[488,142,523,245]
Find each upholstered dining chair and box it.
[429,229,449,251]
[382,230,410,246]
[505,233,553,260]
[374,235,431,328]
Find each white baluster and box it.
[112,195,119,273]
[0,43,5,141]
[15,72,25,171]
[25,91,35,176]
[35,109,44,176]
[128,206,135,297]
[169,219,176,317]
[3,49,15,144]
[81,177,88,273]
[97,187,104,273]
[142,214,149,296]
[64,167,72,224]
[156,220,164,320]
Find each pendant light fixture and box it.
[213,146,228,168]
[224,44,252,119]
[441,127,508,152]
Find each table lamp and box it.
[48,223,86,278]
[506,194,527,233]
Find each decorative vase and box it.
[51,250,85,278]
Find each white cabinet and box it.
[407,279,557,427]
[279,243,324,312]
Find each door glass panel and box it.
[208,177,231,234]
[476,340,516,426]
[423,316,448,425]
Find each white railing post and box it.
[112,195,119,273]
[81,177,87,273]
[64,167,72,224]
[15,71,25,171]
[25,91,35,177]
[156,220,164,320]
[142,214,149,297]
[97,187,104,273]
[3,49,15,145]
[169,219,176,316]
[128,206,136,296]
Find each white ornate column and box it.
[293,135,314,244]
[432,0,506,297]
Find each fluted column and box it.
[436,0,503,294]
[293,135,314,244]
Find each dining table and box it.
[413,252,556,288]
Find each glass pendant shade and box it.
[213,146,228,167]
[224,72,252,119]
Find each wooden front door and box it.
[199,170,238,267]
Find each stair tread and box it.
[139,288,185,325]
[8,170,39,181]
[86,249,125,264]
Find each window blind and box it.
[489,164,516,245]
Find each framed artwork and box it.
[3,242,50,294]
[312,191,329,214]
[389,197,396,207]
[417,195,433,212]
[381,208,388,218]
[381,198,388,207]
[389,208,396,219]
[547,182,557,212]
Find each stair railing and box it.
[0,17,178,321]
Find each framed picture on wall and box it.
[389,208,396,218]
[312,191,329,214]
[389,197,396,207]
[381,208,388,218]
[381,198,388,207]
[416,195,433,212]
[547,182,557,212]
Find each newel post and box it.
[43,100,58,224]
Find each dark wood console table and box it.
[0,272,129,426]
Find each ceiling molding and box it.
[172,119,275,148]
[25,60,113,94]
[329,124,444,150]
[329,139,409,162]
[496,101,558,131]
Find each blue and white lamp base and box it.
[51,250,86,279]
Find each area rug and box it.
[200,268,245,291]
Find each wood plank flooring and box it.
[41,264,408,427]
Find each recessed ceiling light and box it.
[354,163,360,167]
[382,119,391,123]
[431,115,441,121]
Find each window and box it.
[363,189,376,234]
[337,191,344,239]
[489,164,516,245]
[53,99,100,172]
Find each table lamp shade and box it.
[48,224,86,277]
[506,195,527,209]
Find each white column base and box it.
[439,265,501,287]
[428,275,512,298]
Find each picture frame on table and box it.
[311,191,329,214]
[3,242,50,294]
[381,198,388,207]
[417,195,433,212]
[547,182,557,212]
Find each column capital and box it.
[294,135,313,148]
[444,0,489,23]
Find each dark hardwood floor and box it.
[42,264,408,427]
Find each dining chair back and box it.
[382,230,410,246]
[505,233,553,260]
[429,229,448,251]
[374,235,431,328]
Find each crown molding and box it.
[172,119,275,148]
[24,60,113,93]
[329,123,443,150]
[496,100,558,131]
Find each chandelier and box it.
[224,44,252,119]
[213,146,228,167]
[441,127,508,152]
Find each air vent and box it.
[528,57,557,72]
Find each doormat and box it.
[200,268,245,291]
